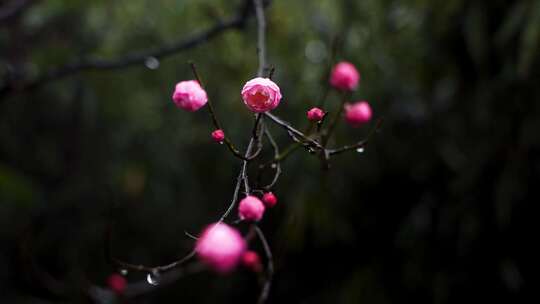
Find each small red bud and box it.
[211,129,225,143]
[107,273,127,294]
[307,107,325,122]
[242,250,262,272]
[262,192,278,208]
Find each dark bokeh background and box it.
[0,0,537,303]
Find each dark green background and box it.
[0,0,536,303]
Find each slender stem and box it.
[264,112,324,150]
[254,225,274,304]
[322,91,350,146]
[254,0,266,77]
[327,117,384,155]
[190,62,257,161]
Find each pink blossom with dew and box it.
[211,129,225,143]
[242,250,262,272]
[195,223,246,273]
[238,195,265,221]
[262,192,278,208]
[330,61,360,91]
[107,273,127,294]
[344,101,372,127]
[241,77,282,113]
[307,107,325,122]
[172,80,208,111]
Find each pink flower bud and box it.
[262,192,278,208]
[172,80,208,111]
[344,101,372,127]
[330,61,360,91]
[211,129,225,143]
[195,223,246,273]
[242,250,262,272]
[307,107,325,122]
[241,77,282,113]
[107,273,127,294]
[238,195,265,221]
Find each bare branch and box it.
[254,0,267,77]
[264,112,324,149]
[327,118,384,155]
[0,0,255,97]
[254,225,274,304]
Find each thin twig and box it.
[327,117,384,155]
[264,112,324,150]
[322,91,350,146]
[190,62,254,161]
[254,225,274,304]
[254,0,266,77]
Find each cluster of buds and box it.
[107,60,377,297]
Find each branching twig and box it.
[327,118,384,155]
[264,112,324,150]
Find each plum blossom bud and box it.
[238,195,265,221]
[307,107,325,122]
[262,192,278,208]
[172,80,208,111]
[195,223,246,273]
[344,101,372,127]
[330,61,360,91]
[211,129,225,143]
[107,273,127,294]
[241,77,282,113]
[242,250,262,272]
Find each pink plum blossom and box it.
[195,223,246,273]
[241,77,282,112]
[344,101,372,127]
[238,195,265,221]
[172,80,208,111]
[330,61,360,91]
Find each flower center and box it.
[250,90,269,106]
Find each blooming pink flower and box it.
[211,129,225,143]
[195,223,246,273]
[238,195,265,221]
[330,61,360,91]
[242,250,262,272]
[344,101,372,127]
[172,80,208,111]
[107,273,127,294]
[307,107,325,122]
[262,192,278,208]
[241,77,282,113]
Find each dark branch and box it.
[0,0,255,97]
[254,225,274,304]
[327,118,384,155]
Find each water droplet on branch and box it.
[144,57,160,70]
[146,271,160,286]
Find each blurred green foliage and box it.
[1,0,537,303]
